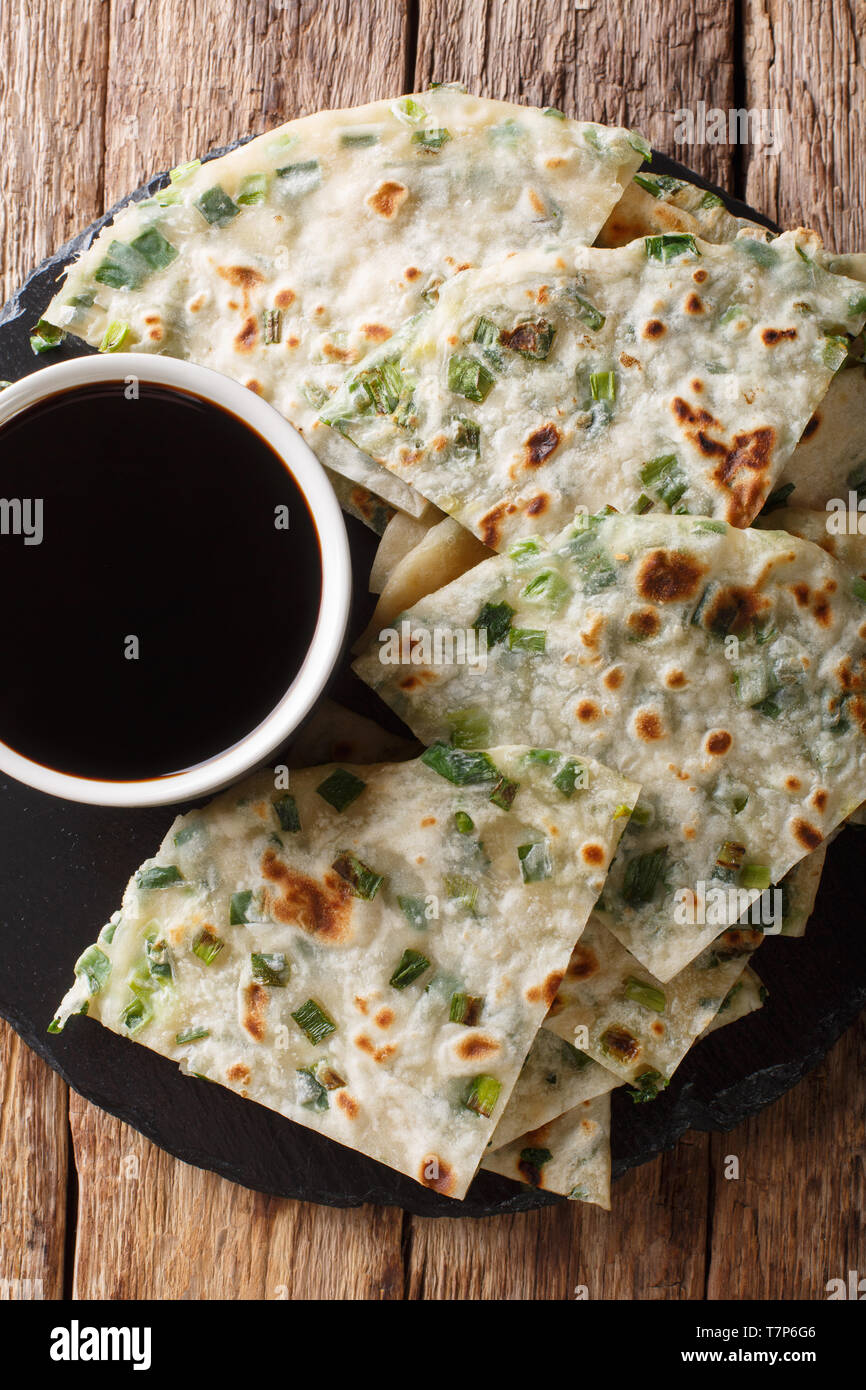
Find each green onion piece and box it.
[622,847,667,904]
[518,1147,553,1185]
[251,951,290,986]
[353,358,403,414]
[553,759,587,797]
[447,354,495,402]
[447,706,490,748]
[174,823,200,847]
[316,768,367,812]
[98,320,131,353]
[464,1074,501,1118]
[332,851,384,900]
[230,890,254,925]
[753,697,781,719]
[291,998,336,1045]
[543,106,566,119]
[473,600,514,645]
[613,803,634,820]
[740,864,771,890]
[473,315,503,368]
[392,97,426,123]
[340,130,379,147]
[639,453,688,508]
[508,627,546,652]
[853,577,866,604]
[600,1024,640,1064]
[628,131,652,160]
[130,227,178,270]
[453,416,480,454]
[421,744,499,786]
[29,318,65,354]
[94,240,151,289]
[509,537,543,564]
[629,805,653,826]
[412,128,452,150]
[75,945,112,994]
[454,811,475,835]
[645,233,700,262]
[633,173,684,198]
[590,370,616,401]
[562,526,617,594]
[295,1067,329,1111]
[262,308,283,345]
[120,991,153,1034]
[145,933,173,981]
[631,493,654,514]
[715,840,746,877]
[136,865,184,890]
[449,992,484,1025]
[176,1026,210,1044]
[398,895,429,930]
[823,335,850,371]
[521,568,571,609]
[169,159,201,183]
[237,172,268,205]
[699,189,724,208]
[276,159,322,194]
[738,237,779,267]
[444,873,480,912]
[624,975,666,1013]
[389,948,432,990]
[195,185,240,225]
[629,1068,669,1103]
[518,840,552,883]
[570,292,605,332]
[273,793,301,832]
[489,775,520,811]
[192,929,224,966]
[500,318,556,360]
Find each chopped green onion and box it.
[421,743,499,786]
[130,227,178,270]
[237,172,268,205]
[562,526,617,594]
[29,318,65,354]
[525,748,557,764]
[98,320,131,353]
[136,865,183,890]
[444,873,479,912]
[464,1074,501,1118]
[645,233,700,262]
[392,97,426,124]
[453,416,480,454]
[354,358,403,414]
[631,493,654,514]
[613,803,634,820]
[823,335,850,371]
[192,929,224,965]
[230,890,253,925]
[489,775,520,811]
[120,991,152,1034]
[389,948,431,990]
[412,128,452,150]
[740,864,771,890]
[543,106,566,119]
[273,793,301,832]
[291,998,336,1045]
[398,895,429,930]
[176,1026,209,1044]
[174,823,200,847]
[518,840,552,883]
[600,1023,640,1063]
[553,759,587,797]
[195,186,240,226]
[628,131,652,160]
[521,568,570,609]
[169,159,201,184]
[700,189,724,208]
[508,627,546,652]
[94,240,151,289]
[629,1069,669,1102]
[633,173,685,198]
[639,454,688,508]
[590,370,616,401]
[262,308,283,345]
[738,238,779,268]
[449,992,484,1024]
[145,933,173,981]
[447,354,495,402]
[622,847,667,904]
[472,600,514,645]
[75,945,112,994]
[295,1067,329,1111]
[570,293,605,332]
[447,706,490,749]
[518,1146,553,1185]
[853,576,866,604]
[500,318,556,360]
[624,976,666,1013]
[332,851,384,900]
[753,697,781,719]
[340,130,379,147]
[714,840,746,878]
[251,952,290,986]
[276,159,322,194]
[509,537,543,564]
[454,811,475,834]
[316,768,367,812]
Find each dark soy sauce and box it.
[0,381,322,780]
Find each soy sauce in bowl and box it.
[0,380,323,781]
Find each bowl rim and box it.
[0,354,352,806]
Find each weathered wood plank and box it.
[414,0,737,184]
[0,1025,68,1300]
[743,0,866,248]
[0,0,110,299]
[102,0,410,204]
[69,1094,404,1298]
[407,1135,710,1300]
[707,1015,866,1300]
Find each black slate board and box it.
[0,142,863,1218]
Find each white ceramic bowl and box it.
[0,354,351,807]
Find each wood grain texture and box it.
[0,0,109,298]
[69,1093,404,1298]
[743,0,866,248]
[407,1136,710,1300]
[102,0,410,203]
[414,0,737,184]
[706,1015,866,1300]
[0,1026,67,1299]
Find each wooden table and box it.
[1,0,864,1301]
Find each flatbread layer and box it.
[481,1093,612,1208]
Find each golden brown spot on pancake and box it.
[219,265,264,291]
[148,327,163,340]
[188,294,206,313]
[245,379,263,395]
[576,700,600,722]
[693,268,708,283]
[242,983,268,1042]
[479,503,507,548]
[354,996,369,1015]
[714,428,776,524]
[322,341,358,362]
[792,818,823,851]
[685,293,704,314]
[227,1063,250,1084]
[456,1034,500,1062]
[234,316,258,352]
[580,614,605,650]
[528,189,546,215]
[651,1020,665,1037]
[851,695,866,734]
[802,412,821,440]
[314,305,325,318]
[524,423,560,467]
[706,730,732,755]
[405,266,421,280]
[600,1024,641,1063]
[620,351,639,368]
[811,789,828,812]
[568,944,599,980]
[581,843,605,865]
[672,396,716,428]
[375,1008,395,1029]
[261,849,353,942]
[526,493,549,516]
[644,318,666,338]
[691,378,704,393]
[274,288,295,309]
[666,669,688,689]
[637,550,706,603]
[527,972,564,1006]
[336,1092,359,1118]
[628,606,661,638]
[545,156,566,169]
[362,323,391,342]
[144,313,160,325]
[286,335,299,348]
[702,584,769,635]
[367,180,409,218]
[604,666,624,690]
[636,711,665,740]
[761,327,797,345]
[786,776,801,791]
[792,582,811,606]
[420,1157,456,1195]
[683,826,696,839]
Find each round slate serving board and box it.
[1,144,863,1217]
